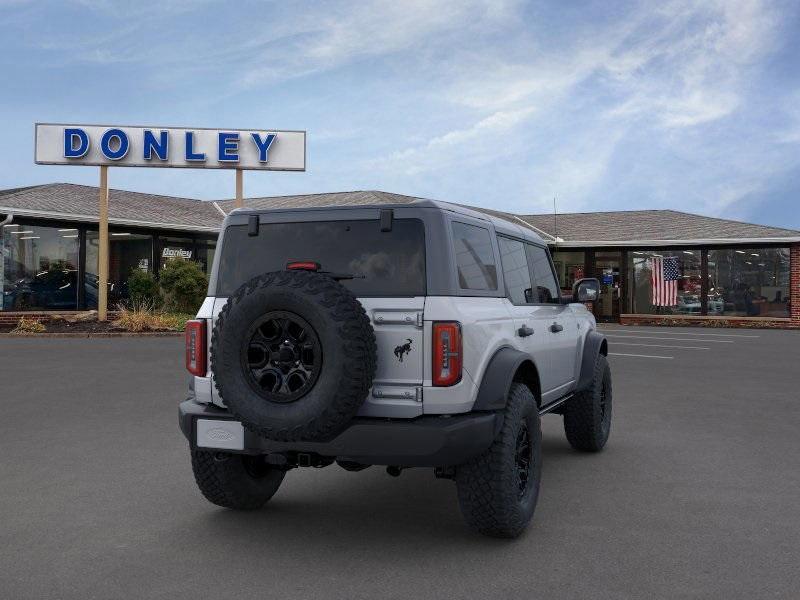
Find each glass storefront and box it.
[551,251,586,291]
[196,239,217,274]
[1,223,80,310]
[0,217,791,322]
[594,251,623,321]
[85,230,154,308]
[707,248,790,317]
[159,236,196,272]
[630,249,702,315]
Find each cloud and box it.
[367,0,794,214]
[377,106,536,175]
[238,0,521,88]
[0,0,798,227]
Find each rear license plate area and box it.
[196,419,244,451]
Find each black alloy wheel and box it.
[514,423,532,499]
[242,310,322,403]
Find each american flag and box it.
[651,256,679,306]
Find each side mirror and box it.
[573,278,600,303]
[524,288,533,303]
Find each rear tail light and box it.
[185,319,207,376]
[432,321,462,386]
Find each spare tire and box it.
[211,270,377,442]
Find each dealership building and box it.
[1,183,798,328]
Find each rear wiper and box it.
[321,271,365,281]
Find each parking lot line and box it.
[608,352,674,359]
[604,335,734,343]
[611,342,710,350]
[600,329,759,338]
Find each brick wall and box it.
[620,314,798,329]
[791,244,800,324]
[0,311,120,326]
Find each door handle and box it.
[517,325,534,338]
[550,322,563,333]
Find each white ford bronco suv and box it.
[179,195,611,538]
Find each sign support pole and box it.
[235,168,244,209]
[98,166,109,321]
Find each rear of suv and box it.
[179,195,611,537]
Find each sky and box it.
[1,0,798,228]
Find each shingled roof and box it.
[0,183,222,231]
[518,209,800,245]
[217,192,800,245]
[2,184,798,244]
[215,190,421,213]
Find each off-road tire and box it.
[211,270,377,442]
[455,383,542,538]
[191,450,285,510]
[563,353,612,452]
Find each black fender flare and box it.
[576,330,608,392]
[472,347,535,412]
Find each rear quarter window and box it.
[451,222,497,291]
[215,218,426,297]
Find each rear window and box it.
[215,219,426,297]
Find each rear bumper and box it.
[179,399,499,467]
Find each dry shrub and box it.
[11,317,46,334]
[113,301,192,332]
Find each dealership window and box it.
[707,248,790,318]
[452,222,497,291]
[159,236,195,272]
[85,230,153,308]
[551,251,586,290]
[1,223,80,310]
[196,239,217,274]
[629,249,702,315]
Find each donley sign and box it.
[33,122,306,320]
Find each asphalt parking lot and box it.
[1,327,799,600]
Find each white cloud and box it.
[238,0,521,88]
[367,0,791,214]
[379,106,535,175]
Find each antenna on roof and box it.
[553,197,558,248]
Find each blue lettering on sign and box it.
[218,132,239,162]
[251,133,276,163]
[64,128,89,158]
[185,131,205,161]
[100,128,129,160]
[143,130,168,160]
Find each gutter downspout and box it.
[211,202,228,217]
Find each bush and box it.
[11,317,46,334]
[113,301,193,332]
[127,269,161,307]
[159,259,208,313]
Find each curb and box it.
[0,332,184,338]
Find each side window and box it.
[452,222,498,291]
[527,244,560,304]
[498,236,533,304]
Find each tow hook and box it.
[386,465,404,477]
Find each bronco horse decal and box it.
[394,338,413,362]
